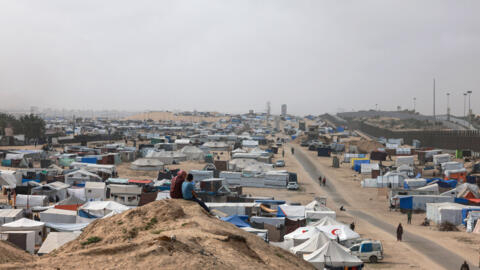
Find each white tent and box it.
[303,241,363,270]
[0,170,20,188]
[38,232,81,255]
[130,158,164,171]
[180,146,205,161]
[317,224,360,242]
[284,226,320,246]
[277,205,305,220]
[311,216,344,227]
[40,208,77,224]
[15,194,49,209]
[0,209,23,225]
[65,169,102,186]
[79,201,130,218]
[290,231,331,255]
[1,218,45,245]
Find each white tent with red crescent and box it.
[283,226,320,246]
[317,224,360,242]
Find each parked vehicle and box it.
[349,240,383,263]
[275,160,285,167]
[287,182,299,190]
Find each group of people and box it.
[169,170,211,213]
[318,176,326,186]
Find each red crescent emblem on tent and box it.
[331,229,339,235]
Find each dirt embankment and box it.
[6,200,313,270]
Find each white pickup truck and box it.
[349,240,383,263]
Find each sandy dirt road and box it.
[292,144,480,270]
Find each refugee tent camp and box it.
[311,216,344,227]
[1,218,45,245]
[38,231,81,255]
[84,181,106,201]
[303,240,363,270]
[55,195,86,211]
[290,231,331,255]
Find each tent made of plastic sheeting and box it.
[441,161,463,171]
[360,163,379,174]
[416,184,439,194]
[241,227,268,242]
[250,216,285,227]
[45,222,90,232]
[433,154,451,165]
[284,226,320,246]
[40,208,77,224]
[15,194,48,209]
[55,196,86,211]
[144,150,186,165]
[426,202,465,225]
[305,210,336,221]
[67,188,86,201]
[399,195,455,211]
[317,224,360,242]
[277,205,306,220]
[65,169,102,186]
[0,209,23,226]
[290,231,331,255]
[221,215,251,228]
[79,201,130,218]
[396,156,414,167]
[0,170,20,188]
[1,218,45,245]
[404,179,427,189]
[38,231,81,255]
[310,216,344,227]
[130,158,164,171]
[232,148,247,154]
[303,240,363,270]
[466,211,480,232]
[180,146,205,161]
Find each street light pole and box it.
[463,92,467,120]
[413,97,416,112]
[467,90,472,122]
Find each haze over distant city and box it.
[1,1,479,116]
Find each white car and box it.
[349,240,383,263]
[287,182,299,190]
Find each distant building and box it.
[281,104,287,117]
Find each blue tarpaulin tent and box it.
[353,159,370,172]
[221,215,251,228]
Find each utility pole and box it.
[463,92,467,120]
[413,97,416,112]
[446,93,450,121]
[433,78,436,120]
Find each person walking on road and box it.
[397,223,403,241]
[350,221,355,231]
[407,210,412,224]
[282,149,285,158]
[291,147,294,155]
[460,260,470,270]
[322,177,326,186]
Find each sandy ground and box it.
[293,143,480,269]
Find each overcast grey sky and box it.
[1,1,479,116]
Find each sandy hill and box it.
[125,111,227,123]
[9,200,313,270]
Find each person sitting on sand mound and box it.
[182,173,211,213]
[170,170,187,199]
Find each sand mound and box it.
[0,240,34,269]
[30,200,313,270]
[350,139,383,153]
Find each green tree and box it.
[19,114,46,142]
[0,113,21,136]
